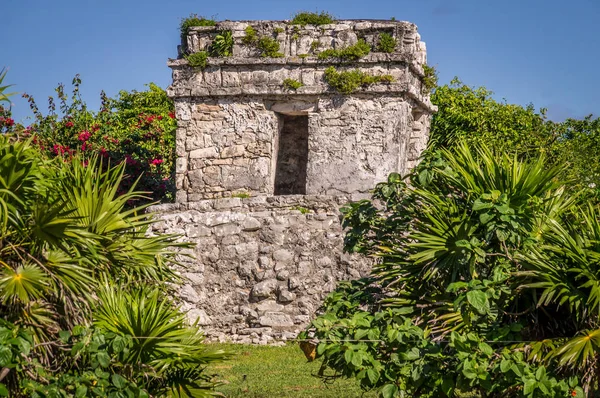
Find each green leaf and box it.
[97,351,111,368]
[0,383,8,396]
[344,349,354,364]
[496,229,508,242]
[473,199,493,211]
[523,379,536,395]
[0,346,12,367]
[479,212,494,224]
[18,338,31,356]
[59,330,71,343]
[111,373,128,389]
[441,377,454,396]
[462,361,478,380]
[535,366,546,381]
[404,347,420,361]
[466,290,490,315]
[500,359,512,373]
[366,368,379,385]
[478,342,494,357]
[75,385,88,397]
[381,383,398,398]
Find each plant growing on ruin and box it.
[257,36,284,58]
[283,78,304,90]
[422,64,438,93]
[242,26,258,44]
[318,39,371,61]
[323,66,394,94]
[310,40,321,53]
[291,11,335,26]
[179,13,216,40]
[377,32,397,53]
[242,26,283,57]
[274,27,285,34]
[293,206,310,214]
[185,51,209,68]
[210,30,233,57]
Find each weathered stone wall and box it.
[149,195,371,343]
[161,19,435,340]
[172,95,422,201]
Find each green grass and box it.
[206,343,377,398]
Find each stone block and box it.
[242,217,262,231]
[278,289,296,303]
[258,312,294,327]
[250,279,278,300]
[190,147,219,159]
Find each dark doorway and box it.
[274,114,308,195]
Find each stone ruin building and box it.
[150,19,435,343]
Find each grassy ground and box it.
[206,343,378,398]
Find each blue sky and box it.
[4,0,599,123]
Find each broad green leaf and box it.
[0,346,12,367]
[466,290,490,315]
[381,383,398,398]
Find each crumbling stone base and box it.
[149,195,372,343]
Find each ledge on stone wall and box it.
[147,194,371,215]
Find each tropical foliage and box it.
[429,78,600,196]
[300,139,600,397]
[0,136,226,396]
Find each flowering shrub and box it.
[9,76,177,202]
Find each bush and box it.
[301,141,593,396]
[12,76,177,203]
[291,11,335,26]
[179,13,216,39]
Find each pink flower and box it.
[65,121,74,128]
[99,147,109,158]
[78,131,91,142]
[157,115,163,120]
[125,155,136,165]
[168,112,175,119]
[150,158,163,166]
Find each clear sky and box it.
[4,0,599,123]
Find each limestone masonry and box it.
[152,19,435,343]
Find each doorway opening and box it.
[274,114,309,195]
